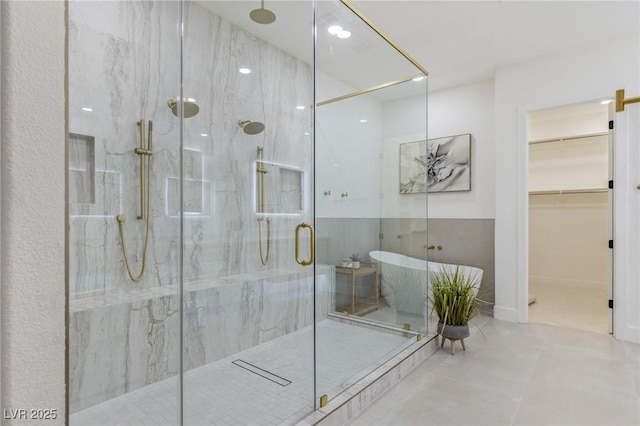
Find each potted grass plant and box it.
[429,265,484,355]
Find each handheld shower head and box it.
[238,119,265,135]
[167,99,199,118]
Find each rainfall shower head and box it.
[250,0,276,25]
[238,119,265,135]
[167,99,200,118]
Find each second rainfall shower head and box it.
[250,0,276,25]
[238,119,265,135]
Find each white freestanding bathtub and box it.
[369,250,483,315]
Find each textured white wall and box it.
[0,1,66,422]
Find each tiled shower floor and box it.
[70,319,411,426]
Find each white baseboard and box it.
[615,324,640,344]
[493,305,518,322]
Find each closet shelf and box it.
[528,131,608,145]
[529,188,608,195]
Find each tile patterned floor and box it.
[349,317,640,426]
[361,298,430,333]
[70,319,411,426]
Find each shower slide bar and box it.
[116,119,153,282]
[134,120,153,219]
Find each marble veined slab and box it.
[69,265,333,412]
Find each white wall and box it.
[529,103,610,141]
[494,33,640,343]
[529,193,608,287]
[315,81,383,218]
[528,103,609,191]
[381,79,495,219]
[529,136,608,191]
[0,0,66,421]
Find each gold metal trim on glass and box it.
[339,0,429,77]
[295,222,315,266]
[317,74,424,107]
[616,89,640,112]
[320,394,329,408]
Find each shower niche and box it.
[68,133,95,205]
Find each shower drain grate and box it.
[232,359,292,387]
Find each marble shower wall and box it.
[68,1,313,297]
[69,267,332,412]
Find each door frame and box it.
[520,99,615,332]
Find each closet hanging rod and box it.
[529,188,608,196]
[528,132,608,145]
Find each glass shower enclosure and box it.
[67,1,428,424]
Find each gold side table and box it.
[335,261,379,316]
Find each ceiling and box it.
[199,1,640,93]
[351,0,640,92]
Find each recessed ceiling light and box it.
[239,68,251,74]
[412,76,425,82]
[359,119,368,123]
[296,105,305,110]
[200,133,208,137]
[81,107,93,112]
[186,98,196,102]
[304,132,310,136]
[601,99,613,105]
[328,25,342,35]
[337,30,351,39]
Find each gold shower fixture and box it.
[250,0,276,24]
[256,146,271,265]
[117,119,153,282]
[239,119,265,135]
[167,98,200,118]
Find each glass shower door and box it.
[314,0,429,406]
[181,1,316,424]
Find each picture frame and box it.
[399,133,471,194]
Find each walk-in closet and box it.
[527,101,611,334]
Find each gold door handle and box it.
[295,222,314,266]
